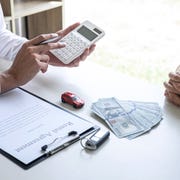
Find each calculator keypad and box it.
[50,32,88,64]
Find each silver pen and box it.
[46,135,80,156]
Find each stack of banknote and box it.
[91,97,163,139]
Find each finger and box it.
[41,63,48,73]
[168,72,180,82]
[39,36,61,45]
[164,81,174,91]
[80,48,90,61]
[80,44,96,61]
[37,60,49,73]
[56,22,80,37]
[163,81,180,94]
[36,54,50,63]
[27,33,59,46]
[68,45,95,65]
[173,82,180,93]
[65,57,81,67]
[164,89,168,96]
[68,60,80,67]
[35,54,50,73]
[168,80,180,94]
[29,42,66,54]
[40,41,66,53]
[165,91,180,106]
[88,44,96,55]
[66,49,89,66]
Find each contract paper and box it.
[0,88,93,165]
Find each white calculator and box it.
[50,20,105,64]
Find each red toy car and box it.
[61,92,85,109]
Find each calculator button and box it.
[50,32,90,64]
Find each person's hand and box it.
[0,33,65,93]
[48,22,96,67]
[164,65,180,106]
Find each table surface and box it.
[0,60,180,180]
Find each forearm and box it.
[0,70,17,94]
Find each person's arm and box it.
[0,26,95,94]
[164,65,180,106]
[0,22,96,94]
[0,33,65,94]
[0,29,27,61]
[0,70,16,93]
[0,5,27,61]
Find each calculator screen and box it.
[77,26,98,41]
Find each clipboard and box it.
[0,125,99,170]
[0,88,100,170]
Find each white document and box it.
[0,88,93,165]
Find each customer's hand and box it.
[48,22,96,67]
[164,65,180,106]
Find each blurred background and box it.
[64,0,180,85]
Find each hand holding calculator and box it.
[49,20,105,64]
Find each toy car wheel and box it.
[73,104,78,108]
[62,98,66,103]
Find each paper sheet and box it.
[0,88,93,164]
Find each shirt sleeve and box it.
[0,4,28,61]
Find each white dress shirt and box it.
[0,4,27,61]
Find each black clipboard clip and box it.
[41,131,79,155]
[41,125,100,157]
[0,125,100,170]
